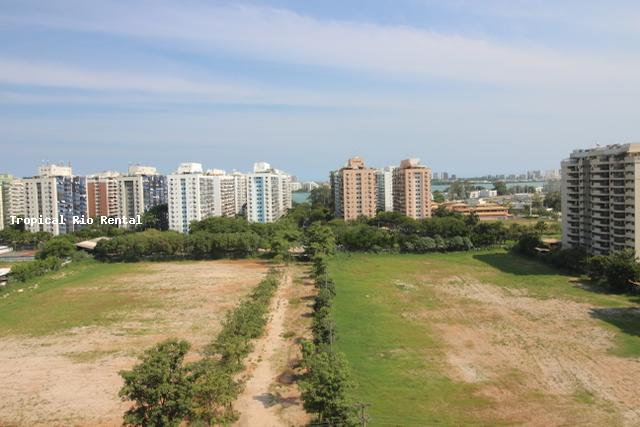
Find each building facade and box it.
[232,172,247,216]
[331,157,377,221]
[0,174,26,230]
[24,165,87,235]
[117,166,167,228]
[376,166,394,212]
[246,162,292,223]
[167,163,215,233]
[562,144,640,255]
[207,171,237,218]
[87,171,121,218]
[392,158,432,219]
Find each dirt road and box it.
[234,267,311,427]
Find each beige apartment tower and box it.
[393,158,432,219]
[562,143,640,255]
[331,157,377,221]
[87,172,121,218]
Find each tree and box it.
[304,222,337,257]
[309,185,333,211]
[36,236,76,260]
[137,204,169,231]
[432,190,445,203]
[300,347,357,426]
[119,339,194,427]
[544,191,561,212]
[493,181,508,196]
[587,250,640,293]
[190,360,239,426]
[514,229,542,256]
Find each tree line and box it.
[298,230,360,426]
[514,230,640,294]
[118,270,281,426]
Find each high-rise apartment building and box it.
[87,171,121,218]
[0,174,26,230]
[376,167,395,212]
[392,158,432,219]
[167,163,215,233]
[561,144,640,255]
[0,185,3,231]
[246,162,292,223]
[117,165,167,228]
[232,172,247,216]
[331,157,377,221]
[24,164,87,235]
[0,175,26,229]
[207,170,237,218]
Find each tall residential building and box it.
[232,172,247,215]
[206,170,237,218]
[0,175,26,228]
[331,157,377,221]
[561,144,640,255]
[376,167,395,212]
[117,165,167,227]
[0,185,3,231]
[246,162,292,223]
[168,163,215,233]
[24,164,87,235]
[87,171,121,218]
[393,158,432,219]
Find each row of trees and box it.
[119,271,281,426]
[298,230,359,425]
[90,208,552,262]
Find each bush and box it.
[36,236,76,260]
[587,250,640,293]
[9,257,62,283]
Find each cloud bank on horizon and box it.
[1,0,639,179]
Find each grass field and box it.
[330,249,640,426]
[0,259,267,427]
[0,260,153,336]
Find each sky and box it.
[1,0,640,180]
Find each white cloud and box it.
[3,1,640,91]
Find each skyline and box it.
[2,0,640,179]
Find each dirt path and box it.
[234,268,304,427]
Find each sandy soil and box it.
[420,276,640,427]
[234,266,312,427]
[0,260,267,427]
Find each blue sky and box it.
[1,0,640,180]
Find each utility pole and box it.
[354,402,371,427]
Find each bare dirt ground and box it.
[234,266,312,427]
[421,276,640,427]
[0,260,267,427]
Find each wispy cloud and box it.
[3,0,640,91]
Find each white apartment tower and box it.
[562,143,640,255]
[168,163,215,233]
[246,162,292,223]
[0,174,26,229]
[376,167,395,212]
[24,165,87,235]
[232,172,248,215]
[207,170,237,218]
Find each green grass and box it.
[329,249,640,425]
[0,260,156,336]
